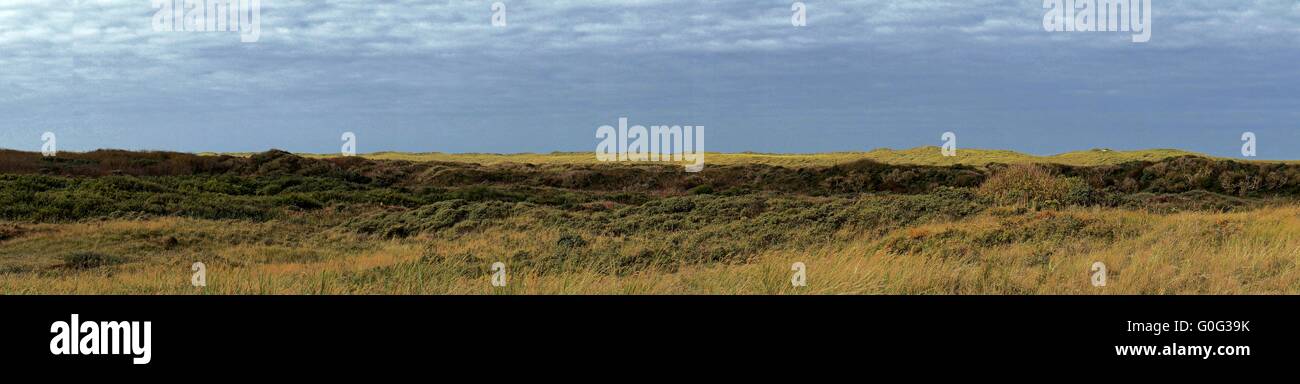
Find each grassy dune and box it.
[273,147,1210,167]
[3,204,1298,294]
[3,147,1299,294]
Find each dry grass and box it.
[977,164,1092,209]
[4,147,1298,295]
[228,147,1212,168]
[3,204,1298,294]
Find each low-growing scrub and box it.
[3,149,1300,294]
[61,252,124,270]
[0,224,25,241]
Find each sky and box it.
[1,0,1299,158]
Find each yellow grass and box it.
[210,147,1216,167]
[5,204,1298,294]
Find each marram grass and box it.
[219,147,1215,167]
[3,204,1299,294]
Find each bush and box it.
[556,234,588,248]
[274,193,324,210]
[688,184,715,195]
[0,224,25,241]
[978,164,1092,209]
[347,200,519,238]
[62,252,124,269]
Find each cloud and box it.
[1,1,1294,90]
[0,1,1297,155]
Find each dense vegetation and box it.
[2,149,1296,222]
[1,148,1298,294]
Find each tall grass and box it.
[3,205,1299,294]
[308,147,1213,167]
[977,164,1093,209]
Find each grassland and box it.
[2,147,1299,294]
[277,146,1210,167]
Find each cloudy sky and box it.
[1,0,1298,158]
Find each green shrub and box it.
[348,200,519,238]
[556,234,588,248]
[62,252,124,269]
[688,184,715,195]
[274,194,324,210]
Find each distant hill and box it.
[269,146,1215,167]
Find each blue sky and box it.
[2,0,1299,158]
